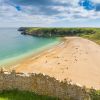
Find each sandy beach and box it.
[12,37,100,89]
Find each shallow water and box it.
[0,28,59,66]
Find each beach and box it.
[0,28,60,67]
[11,37,100,89]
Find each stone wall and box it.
[0,69,90,100]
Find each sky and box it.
[0,0,100,27]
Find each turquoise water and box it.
[0,28,59,66]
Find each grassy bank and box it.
[80,28,100,44]
[89,89,100,100]
[0,90,59,100]
[19,27,100,44]
[0,90,100,100]
[19,27,96,37]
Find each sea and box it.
[0,28,60,66]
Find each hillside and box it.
[18,27,96,37]
[18,27,100,44]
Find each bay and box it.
[0,28,59,66]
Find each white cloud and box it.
[91,0,100,3]
[0,0,100,27]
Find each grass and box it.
[80,28,100,45]
[89,89,100,100]
[26,28,100,44]
[0,90,100,100]
[0,90,59,100]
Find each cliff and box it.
[18,27,96,37]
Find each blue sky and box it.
[0,0,100,27]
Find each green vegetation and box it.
[0,90,59,100]
[0,89,100,100]
[80,28,100,44]
[89,89,100,100]
[19,27,96,36]
[18,27,100,44]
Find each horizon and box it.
[0,26,100,28]
[0,0,100,27]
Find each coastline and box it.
[12,36,100,90]
[2,37,62,69]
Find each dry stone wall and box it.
[0,69,90,100]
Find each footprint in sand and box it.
[45,60,47,63]
[66,67,68,70]
[75,59,78,61]
[57,63,60,65]
[65,60,68,62]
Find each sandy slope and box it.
[13,37,100,89]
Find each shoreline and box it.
[12,36,100,90]
[3,37,63,70]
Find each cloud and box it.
[4,0,68,15]
[0,0,100,27]
[91,0,100,3]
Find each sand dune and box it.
[13,37,100,89]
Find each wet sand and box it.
[12,37,100,89]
